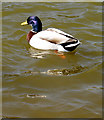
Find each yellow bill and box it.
[21,21,28,26]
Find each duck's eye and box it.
[27,17,32,22]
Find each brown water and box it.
[2,2,102,118]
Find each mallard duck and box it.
[21,16,80,52]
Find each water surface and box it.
[2,2,102,118]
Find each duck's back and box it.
[33,28,75,44]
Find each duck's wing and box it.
[34,28,78,44]
[46,28,75,39]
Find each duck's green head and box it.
[21,16,42,32]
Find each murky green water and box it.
[2,2,102,118]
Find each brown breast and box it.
[27,31,37,42]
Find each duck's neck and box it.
[32,22,42,33]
